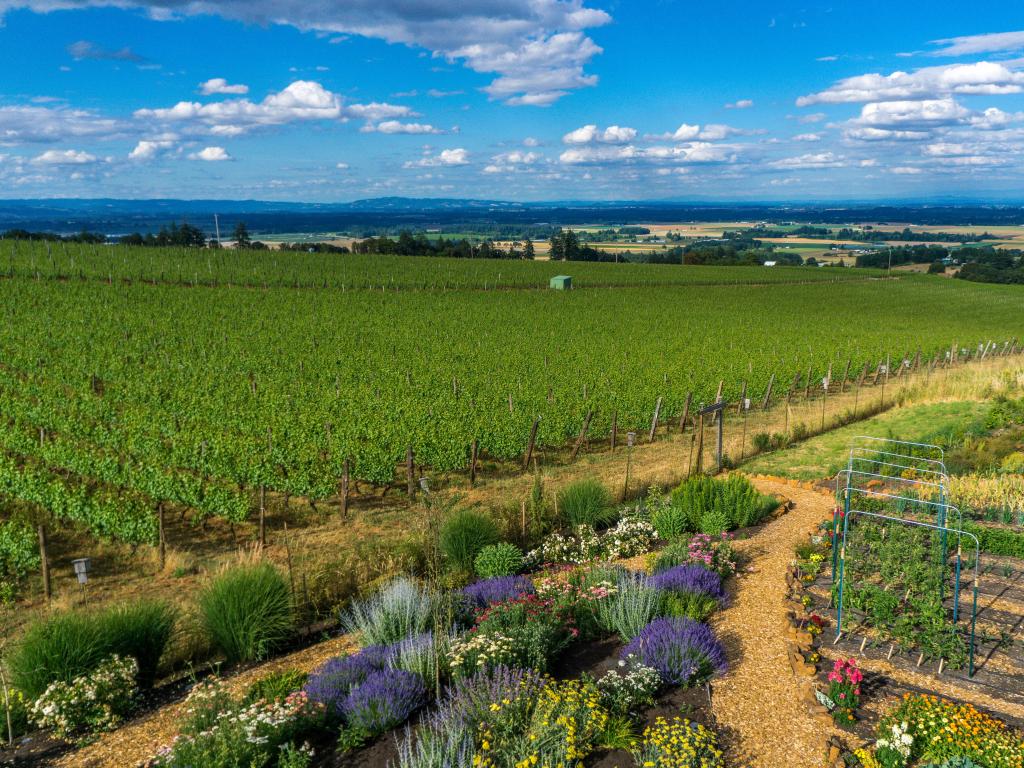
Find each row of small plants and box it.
[2,473,767,759]
[852,693,1023,768]
[0,516,39,603]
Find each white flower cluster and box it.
[875,721,913,761]
[446,632,517,675]
[526,515,657,568]
[596,655,662,715]
[601,515,657,560]
[29,655,138,740]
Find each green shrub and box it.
[648,540,690,573]
[557,479,616,529]
[964,522,1024,558]
[597,571,664,641]
[662,591,719,622]
[243,669,308,705]
[342,577,435,646]
[474,542,525,578]
[650,503,692,541]
[198,563,293,665]
[668,475,776,535]
[0,683,30,740]
[0,518,39,602]
[28,654,138,741]
[439,509,500,572]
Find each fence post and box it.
[406,446,416,499]
[761,374,774,410]
[679,393,692,433]
[38,524,51,601]
[571,411,594,461]
[648,397,663,442]
[523,418,540,469]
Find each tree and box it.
[233,222,251,248]
[928,260,946,274]
[548,232,564,261]
[523,240,535,260]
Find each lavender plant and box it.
[460,575,534,611]
[303,645,393,716]
[621,618,727,687]
[341,668,427,734]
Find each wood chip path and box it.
[709,479,835,768]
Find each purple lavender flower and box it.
[461,576,535,610]
[621,617,727,687]
[341,668,427,733]
[304,645,394,715]
[649,564,726,601]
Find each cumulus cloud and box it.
[725,99,753,109]
[190,146,230,161]
[562,124,637,144]
[363,120,442,134]
[128,138,175,160]
[199,78,249,95]
[0,104,124,144]
[32,148,98,164]
[67,39,144,62]
[559,141,740,166]
[483,150,541,172]
[793,133,822,141]
[4,0,612,106]
[404,147,469,167]
[843,98,971,141]
[797,61,1024,105]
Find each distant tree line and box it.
[1,229,106,243]
[352,231,536,259]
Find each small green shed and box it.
[549,275,572,290]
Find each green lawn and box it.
[743,401,988,480]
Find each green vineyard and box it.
[0,245,1020,546]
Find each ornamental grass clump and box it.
[460,575,534,611]
[631,716,725,768]
[8,598,176,700]
[439,509,500,573]
[557,479,617,529]
[387,631,453,687]
[621,617,726,687]
[342,577,435,646]
[198,562,292,664]
[597,570,664,641]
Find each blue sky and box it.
[1,0,1024,201]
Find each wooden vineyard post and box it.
[881,356,890,408]
[571,410,594,461]
[157,502,166,571]
[38,523,50,601]
[695,412,705,475]
[686,432,696,478]
[679,392,692,433]
[406,446,416,500]
[761,374,774,410]
[840,359,851,393]
[872,360,883,386]
[710,381,724,425]
[259,484,267,548]
[648,397,663,442]
[803,365,812,399]
[469,440,479,486]
[523,418,540,470]
[736,381,746,415]
[340,458,350,518]
[610,412,618,452]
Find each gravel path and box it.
[709,479,834,768]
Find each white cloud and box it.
[929,31,1024,57]
[562,124,637,144]
[559,141,740,166]
[67,39,144,62]
[797,61,1024,105]
[190,146,230,161]
[345,102,416,121]
[336,162,349,169]
[365,120,443,134]
[404,147,469,167]
[0,105,123,144]
[793,133,822,141]
[670,123,700,141]
[5,0,612,106]
[816,55,839,62]
[890,166,923,174]
[523,136,540,147]
[798,112,827,124]
[32,148,97,164]
[199,78,249,95]
[128,138,175,160]
[725,99,753,109]
[483,150,541,172]
[769,151,846,169]
[843,99,972,141]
